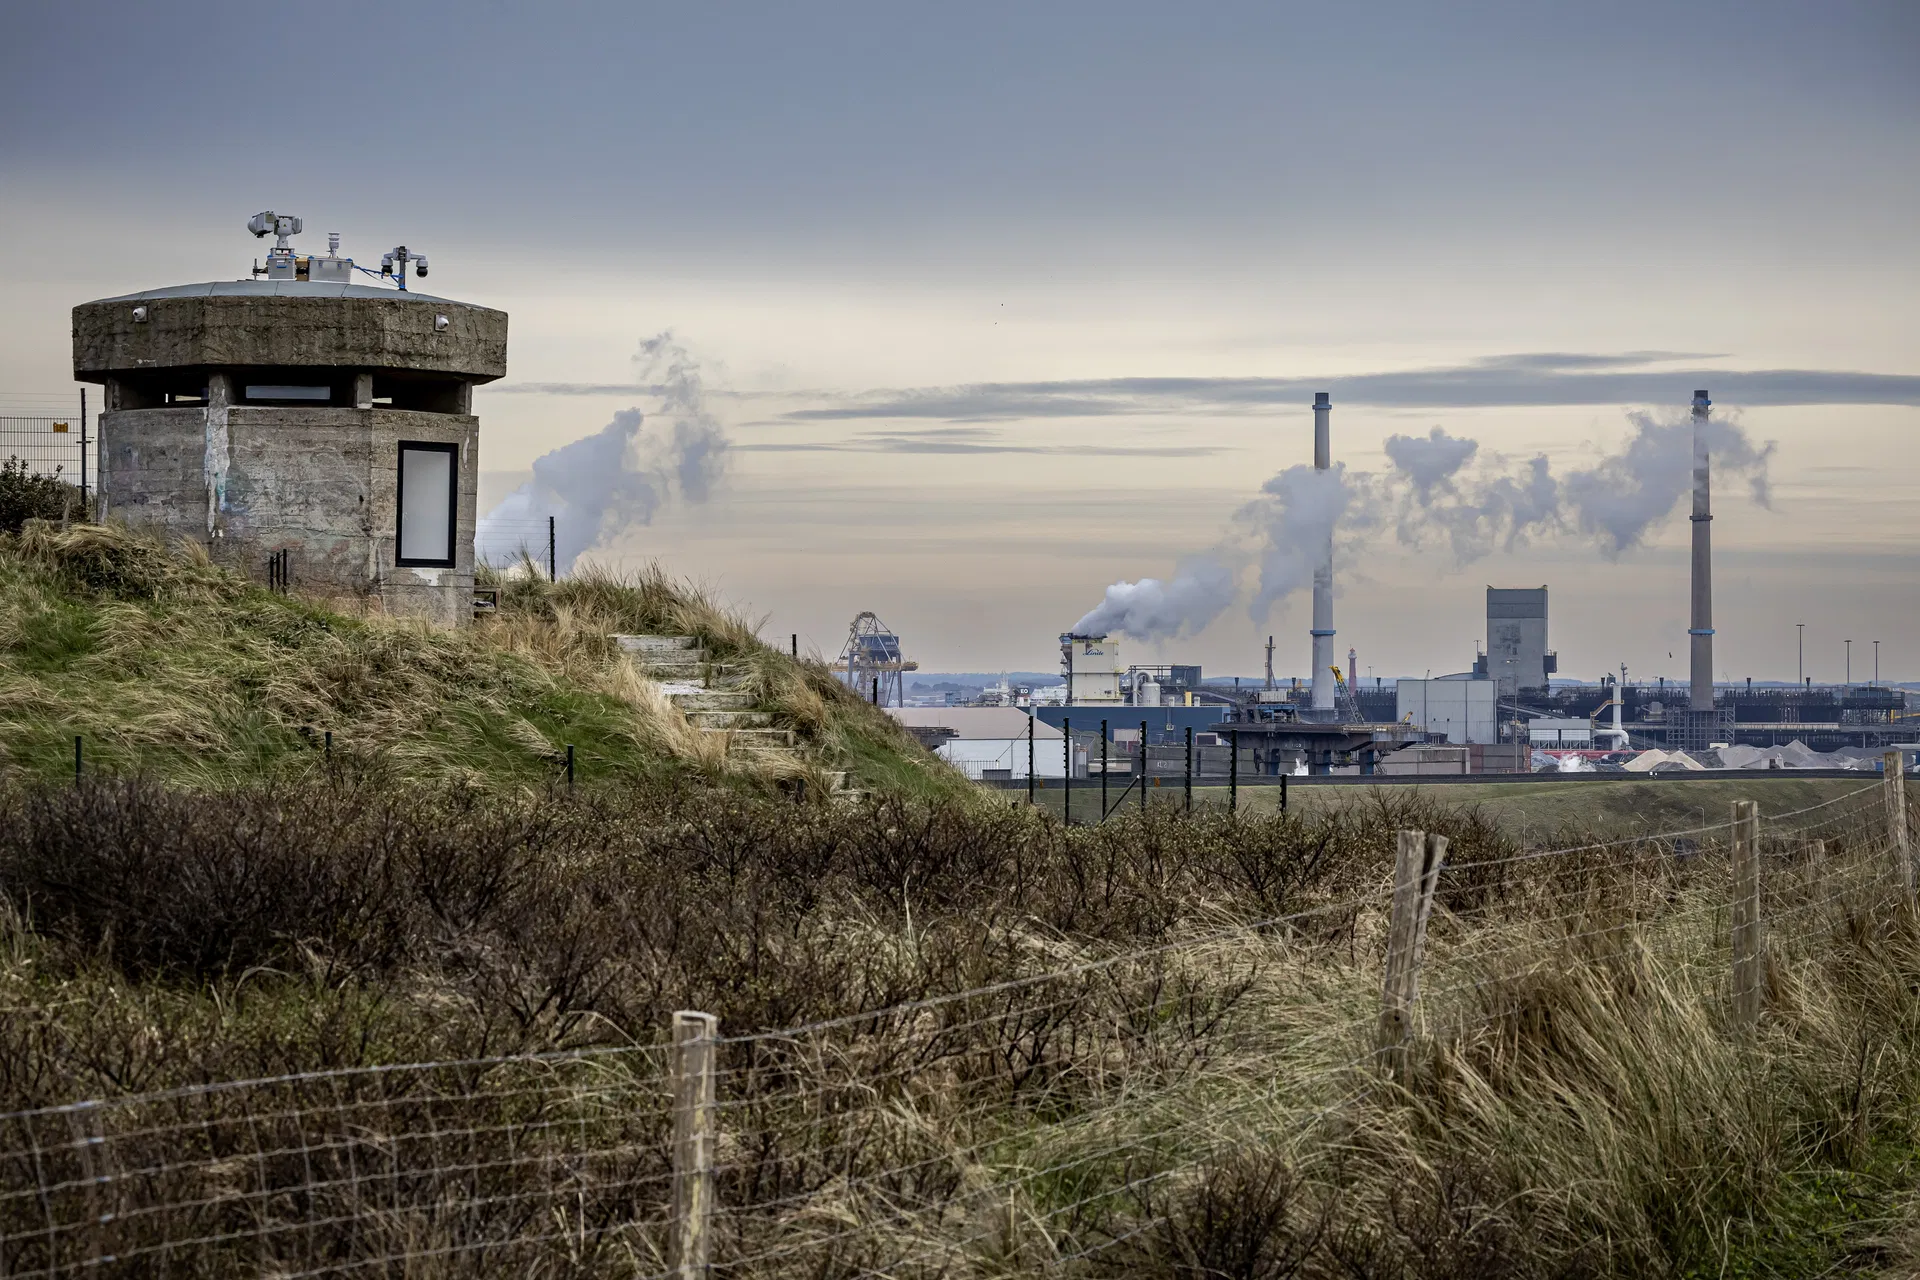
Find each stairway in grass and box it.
[614,635,861,801]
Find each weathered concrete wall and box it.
[99,404,478,629]
[97,407,213,536]
[74,289,506,383]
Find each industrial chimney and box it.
[1688,390,1713,716]
[1309,392,1336,716]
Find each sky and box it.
[3,1,1916,683]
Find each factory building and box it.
[1059,633,1125,704]
[1475,586,1556,696]
[886,707,1074,779]
[1395,677,1499,746]
[70,214,506,627]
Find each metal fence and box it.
[0,416,91,492]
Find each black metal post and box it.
[1063,717,1071,824]
[1100,719,1108,820]
[1280,772,1288,814]
[1184,725,1192,814]
[566,743,575,788]
[791,633,797,658]
[1027,715,1035,806]
[73,735,81,785]
[324,729,332,758]
[1139,719,1147,813]
[79,388,88,507]
[871,677,879,705]
[548,516,557,581]
[1229,729,1238,815]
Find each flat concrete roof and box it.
[89,280,462,305]
[887,707,1061,739]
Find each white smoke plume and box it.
[1241,462,1375,623]
[1385,411,1773,562]
[1559,410,1772,555]
[1070,406,1774,638]
[478,332,728,574]
[1071,556,1237,639]
[1384,426,1478,501]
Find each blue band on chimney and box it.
[1309,629,1336,637]
[1688,628,1715,635]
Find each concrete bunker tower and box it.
[71,214,507,628]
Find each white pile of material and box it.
[1623,749,1708,773]
[1620,739,1883,772]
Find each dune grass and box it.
[0,521,960,799]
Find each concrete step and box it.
[614,634,699,653]
[633,652,714,669]
[688,710,774,729]
[639,660,749,681]
[672,690,756,712]
[723,728,798,750]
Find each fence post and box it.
[1100,720,1109,820]
[547,515,557,581]
[1063,717,1071,825]
[1184,726,1192,815]
[1379,829,1448,1077]
[1887,751,1911,898]
[671,1010,718,1280]
[791,633,797,659]
[73,735,82,785]
[1139,719,1148,814]
[1281,772,1288,815]
[1731,799,1764,1030]
[566,743,575,789]
[1229,730,1239,815]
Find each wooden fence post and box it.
[672,1010,719,1279]
[1731,800,1764,1030]
[1887,751,1911,899]
[1379,829,1448,1077]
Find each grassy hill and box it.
[0,520,960,799]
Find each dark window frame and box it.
[395,440,459,568]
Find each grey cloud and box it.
[774,354,1920,422]
[736,438,1221,457]
[735,424,1220,457]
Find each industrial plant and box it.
[896,390,1913,784]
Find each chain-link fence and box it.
[0,417,91,492]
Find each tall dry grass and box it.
[0,522,949,796]
[0,774,1910,1276]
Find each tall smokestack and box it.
[1310,392,1336,714]
[1688,390,1713,713]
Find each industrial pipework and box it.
[1309,392,1336,715]
[1688,390,1714,712]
